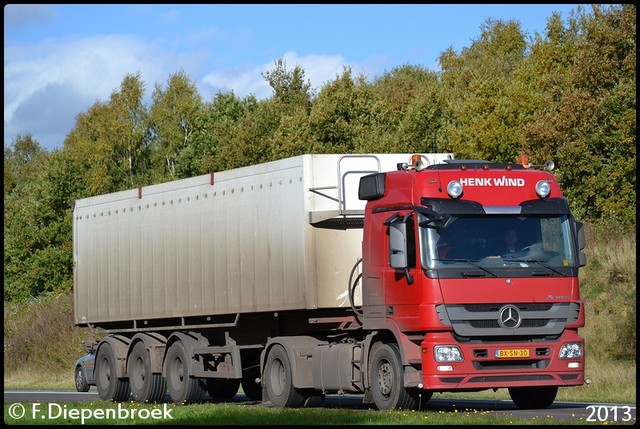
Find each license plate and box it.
[495,348,530,358]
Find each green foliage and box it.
[149,71,203,179]
[309,67,374,153]
[440,19,529,161]
[262,57,313,111]
[4,167,72,301]
[579,225,636,361]
[177,91,259,177]
[522,4,636,228]
[3,293,92,375]
[4,134,48,197]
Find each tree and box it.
[176,91,258,177]
[524,5,635,228]
[262,58,313,112]
[439,19,528,161]
[309,67,373,153]
[4,151,73,301]
[106,73,150,187]
[149,71,203,179]
[4,133,47,197]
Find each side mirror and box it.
[575,220,587,267]
[388,220,414,285]
[389,222,408,269]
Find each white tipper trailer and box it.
[73,153,453,405]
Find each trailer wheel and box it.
[165,341,206,404]
[508,386,558,409]
[95,343,130,402]
[75,366,90,392]
[264,344,304,408]
[370,343,416,410]
[206,379,240,402]
[128,342,167,403]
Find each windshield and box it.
[420,214,577,271]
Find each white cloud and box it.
[4,35,374,151]
[4,35,208,150]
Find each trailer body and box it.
[74,154,450,326]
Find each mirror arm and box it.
[404,268,414,285]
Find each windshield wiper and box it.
[434,258,498,278]
[506,259,568,277]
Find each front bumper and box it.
[419,331,584,390]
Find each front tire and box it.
[369,343,416,410]
[95,343,130,402]
[509,386,558,409]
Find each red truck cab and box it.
[359,157,586,409]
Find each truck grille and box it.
[436,302,580,338]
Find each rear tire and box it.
[95,343,130,402]
[264,344,304,408]
[509,386,558,409]
[165,341,206,404]
[128,342,166,403]
[206,379,240,402]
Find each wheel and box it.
[127,342,167,403]
[165,341,206,404]
[369,343,416,410]
[240,350,263,401]
[95,343,130,402]
[206,378,240,402]
[409,388,433,409]
[264,344,304,408]
[241,369,263,401]
[75,366,90,392]
[508,386,558,409]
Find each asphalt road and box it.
[4,390,636,425]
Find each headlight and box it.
[447,181,463,199]
[535,180,551,198]
[559,342,583,359]
[434,346,463,362]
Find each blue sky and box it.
[4,4,580,152]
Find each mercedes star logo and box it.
[498,304,522,329]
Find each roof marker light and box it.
[536,180,551,198]
[447,180,463,199]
